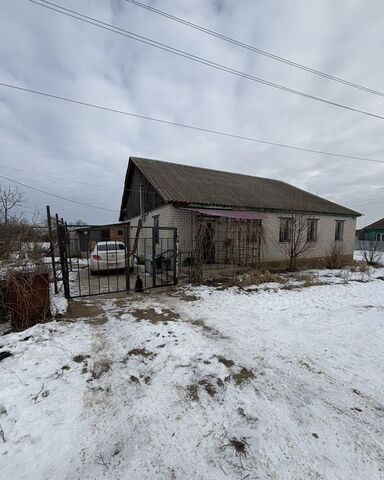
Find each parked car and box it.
[89,241,134,274]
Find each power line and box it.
[348,197,384,207]
[27,0,384,122]
[2,81,384,166]
[124,0,384,99]
[0,174,119,212]
[0,162,160,195]
[328,186,384,199]
[0,163,107,187]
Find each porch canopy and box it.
[181,207,265,220]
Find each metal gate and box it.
[54,219,177,299]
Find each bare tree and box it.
[0,186,24,225]
[277,200,319,271]
[325,241,344,269]
[358,238,383,265]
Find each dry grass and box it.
[216,355,235,368]
[72,354,90,363]
[126,347,157,360]
[232,367,255,385]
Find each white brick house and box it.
[119,157,360,269]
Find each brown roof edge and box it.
[363,217,384,230]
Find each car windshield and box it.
[97,243,125,251]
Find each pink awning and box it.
[180,208,265,220]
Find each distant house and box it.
[69,225,124,258]
[119,157,360,269]
[360,218,384,241]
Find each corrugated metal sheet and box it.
[128,157,360,217]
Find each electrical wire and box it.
[0,173,120,212]
[123,0,384,98]
[1,81,384,165]
[0,163,109,187]
[27,0,384,122]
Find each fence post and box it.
[64,221,72,271]
[46,205,58,294]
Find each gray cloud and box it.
[0,0,383,226]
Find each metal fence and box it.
[355,240,384,251]
[56,221,177,298]
[179,215,264,282]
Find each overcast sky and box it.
[1,0,383,227]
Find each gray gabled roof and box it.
[126,157,360,216]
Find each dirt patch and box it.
[72,354,91,363]
[170,291,200,302]
[216,355,235,368]
[84,316,108,326]
[126,347,157,361]
[186,318,226,339]
[130,307,180,324]
[232,367,255,385]
[69,302,104,320]
[91,359,112,380]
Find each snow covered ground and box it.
[1,266,384,479]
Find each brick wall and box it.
[125,204,357,263]
[262,213,356,261]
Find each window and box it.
[376,233,384,241]
[335,220,344,241]
[97,243,125,251]
[153,215,160,244]
[279,218,292,242]
[307,219,318,242]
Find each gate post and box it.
[173,228,178,285]
[46,205,58,294]
[56,216,70,299]
[124,225,130,292]
[152,227,156,288]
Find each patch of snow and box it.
[1,271,384,479]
